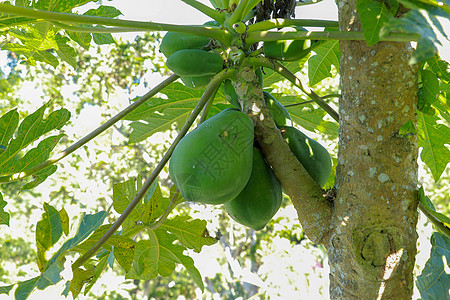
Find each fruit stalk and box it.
[233,66,333,244]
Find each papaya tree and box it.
[0,0,449,299]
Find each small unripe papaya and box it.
[282,126,332,187]
[160,21,219,58]
[169,108,254,204]
[167,49,224,77]
[160,32,210,58]
[263,27,309,61]
[225,147,282,230]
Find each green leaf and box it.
[84,5,122,18]
[0,109,19,150]
[417,112,450,181]
[308,40,340,86]
[418,187,450,236]
[82,5,121,46]
[427,55,450,82]
[83,255,109,295]
[0,284,13,295]
[396,0,450,18]
[113,178,169,231]
[0,102,70,176]
[36,202,63,271]
[125,82,203,142]
[92,32,115,45]
[34,0,98,13]
[162,215,217,252]
[416,232,450,300]
[21,165,58,191]
[126,228,204,291]
[55,34,77,69]
[15,277,38,300]
[399,120,417,138]
[69,267,95,299]
[0,193,9,226]
[65,29,92,50]
[279,96,339,138]
[357,0,391,45]
[72,224,135,272]
[35,260,64,290]
[380,9,444,64]
[59,207,69,236]
[261,60,306,87]
[421,69,440,105]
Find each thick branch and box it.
[233,66,333,244]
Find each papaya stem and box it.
[245,30,420,45]
[0,74,179,183]
[228,0,260,26]
[181,0,225,24]
[247,57,339,121]
[50,21,141,33]
[283,94,339,108]
[199,85,220,123]
[71,69,233,270]
[247,18,339,32]
[0,3,231,44]
[418,202,450,239]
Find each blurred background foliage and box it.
[0,28,447,300]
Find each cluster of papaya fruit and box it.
[160,20,317,90]
[160,21,224,89]
[163,22,332,230]
[169,91,332,230]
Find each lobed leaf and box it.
[0,103,70,178]
[162,215,217,252]
[124,83,205,143]
[126,228,204,291]
[380,9,445,64]
[69,267,95,299]
[112,178,167,231]
[0,193,9,226]
[279,96,339,138]
[261,60,305,87]
[418,187,450,228]
[416,232,450,300]
[308,40,340,86]
[357,0,391,45]
[417,112,450,181]
[36,202,63,271]
[427,55,450,82]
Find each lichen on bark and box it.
[328,1,420,298]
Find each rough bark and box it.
[328,1,420,298]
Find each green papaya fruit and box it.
[263,27,309,61]
[223,80,240,109]
[282,126,332,187]
[225,147,282,230]
[167,49,224,77]
[181,75,213,89]
[169,108,254,204]
[160,32,211,58]
[160,21,219,58]
[263,91,291,127]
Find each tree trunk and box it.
[328,1,420,298]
